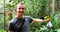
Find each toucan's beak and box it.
[44,16,51,20]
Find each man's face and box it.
[16,4,25,16]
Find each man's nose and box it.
[20,9,23,11]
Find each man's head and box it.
[16,2,25,16]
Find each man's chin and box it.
[18,14,23,16]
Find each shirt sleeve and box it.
[27,17,33,23]
[8,22,14,31]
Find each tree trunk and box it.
[51,0,55,14]
[57,0,60,9]
[4,0,7,30]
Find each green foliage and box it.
[0,0,60,32]
[0,29,6,32]
[30,14,60,32]
[50,14,60,28]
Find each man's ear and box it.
[15,8,17,12]
[15,9,16,12]
[24,8,26,11]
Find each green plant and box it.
[0,29,6,32]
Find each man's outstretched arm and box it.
[32,18,50,23]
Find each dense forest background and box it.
[0,0,60,32]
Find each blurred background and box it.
[0,0,60,32]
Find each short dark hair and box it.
[17,2,24,6]
[15,2,24,11]
[18,2,24,5]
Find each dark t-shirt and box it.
[8,16,32,32]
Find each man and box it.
[8,2,50,32]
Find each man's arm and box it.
[8,22,14,32]
[32,18,50,23]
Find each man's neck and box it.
[16,15,22,19]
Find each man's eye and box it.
[19,8,21,9]
[22,8,25,9]
[19,8,25,9]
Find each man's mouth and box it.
[18,11,21,12]
[18,11,24,13]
